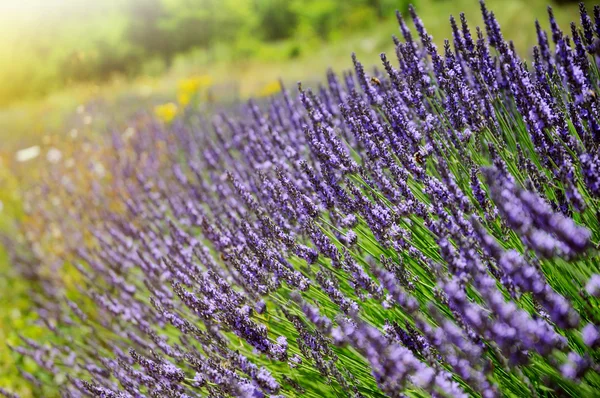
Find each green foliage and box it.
[0,0,411,106]
[293,0,344,40]
[291,0,410,40]
[256,0,299,41]
[127,0,175,65]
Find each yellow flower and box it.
[177,92,191,106]
[179,74,212,92]
[257,80,281,97]
[154,102,178,123]
[176,75,212,106]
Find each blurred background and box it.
[0,0,594,395]
[0,0,592,150]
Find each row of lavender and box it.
[5,1,600,397]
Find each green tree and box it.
[125,0,178,66]
[255,0,298,41]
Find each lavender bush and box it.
[5,1,600,397]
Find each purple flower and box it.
[582,324,600,348]
[586,274,600,297]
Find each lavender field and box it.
[2,1,600,397]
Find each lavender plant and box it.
[5,1,600,397]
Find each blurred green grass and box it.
[0,0,594,395]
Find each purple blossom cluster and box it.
[5,2,600,397]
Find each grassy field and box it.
[0,0,594,396]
